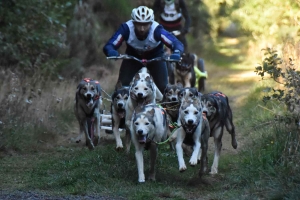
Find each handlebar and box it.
[107,54,180,64]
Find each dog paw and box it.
[149,175,156,181]
[232,140,238,149]
[209,168,218,175]
[189,159,198,166]
[179,166,187,172]
[115,146,124,151]
[138,179,145,183]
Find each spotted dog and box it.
[74,78,102,150]
[202,91,238,174]
[130,104,169,182]
[175,97,210,177]
[111,80,130,150]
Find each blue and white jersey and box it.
[103,20,184,59]
[126,20,160,53]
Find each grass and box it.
[1,142,236,199]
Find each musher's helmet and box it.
[164,0,175,5]
[131,6,154,23]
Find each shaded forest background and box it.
[0,0,300,198]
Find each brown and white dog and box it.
[74,78,102,150]
[174,97,210,177]
[201,91,238,174]
[169,53,196,88]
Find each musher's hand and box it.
[107,50,119,57]
[170,50,181,61]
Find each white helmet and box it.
[131,6,154,23]
[164,0,175,5]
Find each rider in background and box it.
[103,6,184,93]
[152,0,191,52]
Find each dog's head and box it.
[180,98,203,134]
[132,107,155,144]
[130,73,155,106]
[163,82,183,103]
[178,87,200,103]
[77,78,101,107]
[202,92,227,121]
[175,53,195,75]
[112,80,129,118]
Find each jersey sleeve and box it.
[154,25,184,53]
[103,23,130,56]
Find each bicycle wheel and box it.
[197,58,206,92]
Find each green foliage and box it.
[255,47,300,125]
[0,0,76,72]
[231,0,299,39]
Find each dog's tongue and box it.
[138,135,147,144]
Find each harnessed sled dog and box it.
[169,53,196,88]
[162,83,183,128]
[74,78,102,150]
[111,80,130,150]
[125,67,162,153]
[202,91,238,174]
[175,96,210,177]
[130,104,169,182]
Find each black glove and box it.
[181,28,189,35]
[107,50,119,57]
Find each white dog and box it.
[130,104,169,182]
[175,97,210,176]
[124,67,162,153]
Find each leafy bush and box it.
[0,0,76,72]
[255,47,300,125]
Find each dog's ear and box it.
[147,108,155,117]
[134,73,141,80]
[176,82,183,89]
[135,106,143,113]
[115,80,123,90]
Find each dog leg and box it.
[112,119,123,150]
[76,125,84,143]
[210,127,223,174]
[183,73,192,88]
[83,121,95,150]
[199,123,210,176]
[189,135,201,166]
[225,117,238,149]
[175,128,187,172]
[125,128,131,154]
[94,115,101,146]
[135,146,145,183]
[149,143,158,181]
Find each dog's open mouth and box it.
[184,124,197,134]
[131,92,147,105]
[117,109,125,118]
[138,134,148,144]
[86,99,94,108]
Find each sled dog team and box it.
[74,68,238,183]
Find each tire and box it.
[197,58,206,93]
